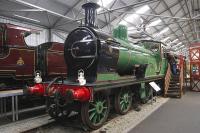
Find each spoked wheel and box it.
[81,92,110,130]
[114,87,133,115]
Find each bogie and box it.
[46,96,72,121]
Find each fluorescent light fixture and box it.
[176,42,182,46]
[140,18,144,23]
[176,44,184,50]
[15,27,31,31]
[14,14,40,23]
[148,19,161,27]
[136,5,150,14]
[171,39,178,43]
[97,0,113,12]
[159,27,169,35]
[161,37,170,42]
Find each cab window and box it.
[147,42,160,53]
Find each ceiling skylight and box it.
[136,5,150,14]
[97,0,114,12]
[148,19,161,27]
[154,28,169,38]
[128,27,137,30]
[119,5,150,26]
[125,14,139,23]
[119,20,128,25]
[159,27,169,35]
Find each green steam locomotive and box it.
[26,2,168,130]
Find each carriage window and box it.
[24,31,41,47]
[0,26,4,55]
[0,26,9,57]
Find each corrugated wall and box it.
[52,30,68,43]
[0,16,68,45]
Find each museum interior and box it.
[0,0,200,133]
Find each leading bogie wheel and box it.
[114,87,133,115]
[47,104,71,121]
[81,92,110,130]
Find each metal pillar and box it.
[12,96,15,121]
[189,44,200,91]
[15,96,18,120]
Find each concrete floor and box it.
[128,91,200,133]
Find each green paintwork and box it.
[97,73,119,81]
[97,25,167,81]
[96,25,169,100]
[93,76,163,92]
[116,38,156,74]
[113,25,128,42]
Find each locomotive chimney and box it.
[82,2,100,28]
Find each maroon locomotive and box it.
[0,23,67,89]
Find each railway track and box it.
[23,111,121,133]
[23,112,88,133]
[0,97,169,133]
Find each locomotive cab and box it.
[138,40,163,73]
[139,40,162,55]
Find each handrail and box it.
[164,63,171,97]
[179,63,184,97]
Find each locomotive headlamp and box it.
[34,71,42,83]
[78,69,86,86]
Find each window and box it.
[140,41,161,53]
[24,31,42,47]
[0,26,4,54]
[0,26,7,57]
